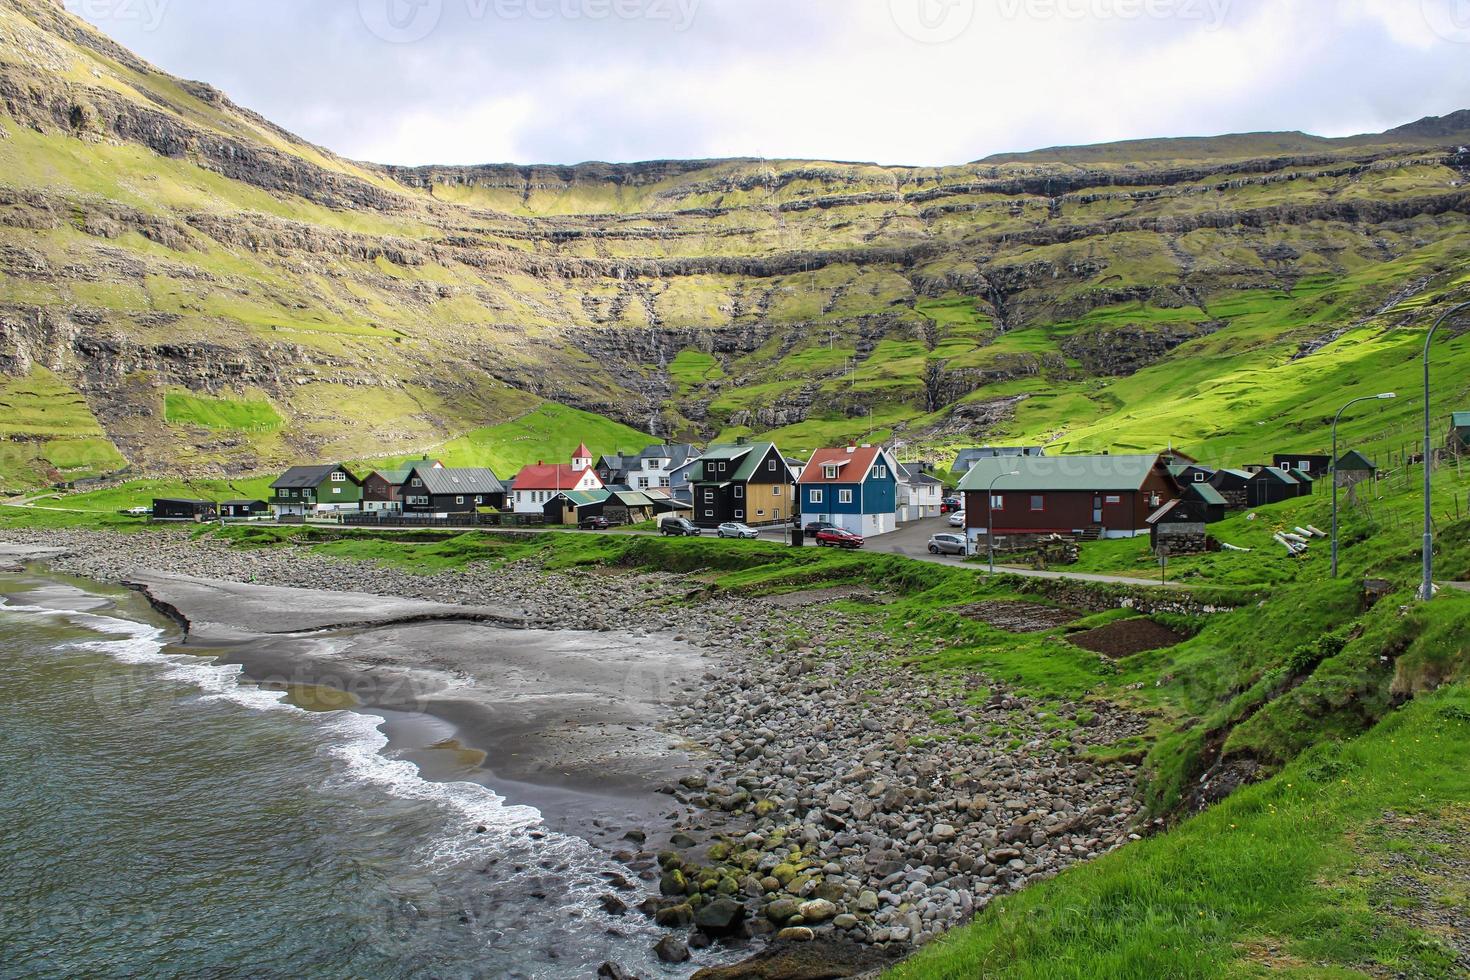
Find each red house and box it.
[957,453,1181,540]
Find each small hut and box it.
[1147,498,1210,554]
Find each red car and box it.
[814,527,865,549]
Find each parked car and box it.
[814,527,865,549]
[717,522,759,539]
[940,496,961,514]
[659,517,703,537]
[124,506,151,516]
[803,520,839,535]
[928,533,968,556]
[947,509,967,527]
[578,516,611,531]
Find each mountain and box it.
[3,0,1470,489]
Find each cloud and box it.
[68,0,1470,166]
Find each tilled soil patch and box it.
[1067,617,1186,657]
[954,600,1081,633]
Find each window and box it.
[331,472,345,482]
[704,489,715,501]
[718,462,727,473]
[735,486,744,499]
[734,510,744,519]
[1150,492,1162,507]
[838,489,853,504]
[1105,495,1121,504]
[412,478,422,488]
[1300,461,1312,472]
[1280,462,1291,471]
[1194,472,1205,482]
[474,496,483,505]
[810,488,824,504]
[824,464,839,479]
[990,494,1004,510]
[455,496,464,505]
[332,487,342,495]
[768,459,777,471]
[874,465,887,478]
[704,509,714,517]
[1030,495,1045,511]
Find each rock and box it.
[597,962,638,980]
[598,894,628,916]
[932,823,957,842]
[765,898,801,924]
[653,935,690,964]
[797,898,837,923]
[694,897,746,934]
[653,903,694,927]
[857,890,880,912]
[775,926,815,942]
[670,832,698,848]
[659,869,688,897]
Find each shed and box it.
[1147,498,1210,554]
[1247,467,1299,507]
[153,498,217,521]
[220,499,268,518]
[604,488,657,525]
[1208,468,1254,510]
[1334,450,1378,489]
[1273,452,1331,476]
[1181,481,1227,523]
[1448,412,1470,453]
[545,489,611,525]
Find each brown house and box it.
[958,453,1181,539]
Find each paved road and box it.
[1446,581,1470,593]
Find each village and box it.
[141,411,1470,566]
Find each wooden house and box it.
[1334,450,1378,491]
[399,465,504,516]
[269,464,362,516]
[897,462,943,522]
[545,489,611,524]
[1273,452,1332,476]
[510,444,603,514]
[1147,498,1211,554]
[957,453,1180,540]
[1448,412,1470,453]
[1168,463,1217,488]
[1247,467,1300,507]
[1182,481,1227,523]
[798,444,901,537]
[364,460,442,512]
[1208,468,1254,510]
[219,499,268,519]
[152,498,217,521]
[691,440,796,527]
[605,489,658,525]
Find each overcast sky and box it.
[68,0,1470,166]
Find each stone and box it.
[857,890,880,912]
[797,898,837,923]
[765,898,801,924]
[775,926,815,942]
[653,903,693,928]
[694,897,746,934]
[833,913,860,929]
[653,935,690,964]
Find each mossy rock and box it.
[771,863,799,886]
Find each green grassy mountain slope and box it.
[2,0,1470,489]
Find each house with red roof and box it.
[508,443,603,514]
[797,443,901,537]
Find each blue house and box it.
[798,444,900,537]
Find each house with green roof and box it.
[956,453,1181,540]
[544,488,611,525]
[363,462,435,513]
[1334,450,1378,490]
[691,439,796,527]
[1449,412,1470,453]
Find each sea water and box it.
[0,569,680,979]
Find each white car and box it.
[947,510,966,527]
[717,522,759,539]
[124,506,151,516]
[928,533,968,556]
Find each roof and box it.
[800,445,885,485]
[1167,463,1215,477]
[1452,412,1470,428]
[155,498,215,506]
[1252,467,1298,484]
[952,446,1046,472]
[513,463,602,491]
[699,442,787,482]
[1335,450,1378,471]
[408,466,503,495]
[1145,499,1180,525]
[956,454,1167,493]
[898,463,943,486]
[1184,482,1227,506]
[1148,498,1208,525]
[368,467,413,484]
[221,499,266,507]
[635,443,700,465]
[271,464,350,489]
[573,442,592,459]
[555,489,612,506]
[609,489,656,507]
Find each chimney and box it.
[736,436,748,446]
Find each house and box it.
[1208,468,1255,510]
[642,487,692,516]
[951,446,1046,479]
[594,454,632,486]
[269,464,362,516]
[1181,481,1228,523]
[509,443,603,514]
[617,443,702,492]
[1288,469,1315,496]
[691,439,796,527]
[1168,462,1217,488]
[1273,452,1332,475]
[957,453,1180,541]
[152,498,217,521]
[399,465,504,516]
[667,456,702,505]
[1334,450,1378,491]
[362,466,417,513]
[1247,467,1300,507]
[798,444,900,537]
[1147,498,1211,554]
[605,488,658,525]
[1448,412,1470,453]
[544,489,611,525]
[219,499,268,519]
[897,462,944,522]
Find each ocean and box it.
[0,567,677,979]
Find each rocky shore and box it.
[1,528,1146,976]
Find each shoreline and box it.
[0,529,1149,976]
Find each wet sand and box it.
[127,571,723,853]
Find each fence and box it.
[338,512,547,530]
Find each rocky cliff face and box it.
[1,0,1469,483]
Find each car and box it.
[717,522,759,539]
[578,516,611,531]
[928,533,968,556]
[947,510,967,527]
[940,496,961,514]
[814,526,864,549]
[803,520,839,535]
[124,506,151,516]
[659,517,703,537]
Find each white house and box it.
[897,463,943,522]
[508,443,604,514]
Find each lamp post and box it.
[1422,300,1470,600]
[1331,392,1396,578]
[987,469,1020,574]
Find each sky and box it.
[67,0,1470,167]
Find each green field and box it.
[164,390,283,431]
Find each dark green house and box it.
[269,464,362,516]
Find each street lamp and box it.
[1421,300,1470,600]
[987,469,1020,574]
[1331,392,1396,578]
